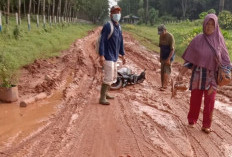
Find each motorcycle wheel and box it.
[110,79,123,90]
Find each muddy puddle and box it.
[0,70,75,149]
[0,91,63,149]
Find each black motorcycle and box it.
[111,67,146,90]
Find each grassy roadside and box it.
[0,23,95,67]
[123,22,232,63]
[0,18,95,86]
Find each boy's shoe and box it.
[201,127,212,134]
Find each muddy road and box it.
[0,28,232,157]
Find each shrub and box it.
[218,10,232,29]
[183,27,202,45]
[199,12,207,19]
[13,26,21,40]
[0,53,19,87]
[160,15,177,23]
[208,9,216,14]
[221,29,231,40]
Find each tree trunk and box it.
[37,0,41,15]
[145,0,149,25]
[24,0,26,16]
[43,0,45,16]
[67,1,71,21]
[63,0,68,19]
[28,0,32,14]
[33,0,36,14]
[18,0,21,24]
[6,0,10,24]
[57,0,61,17]
[52,0,55,20]
[219,0,225,12]
[181,0,188,18]
[48,1,50,17]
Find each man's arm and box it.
[119,32,126,64]
[99,23,110,66]
[165,34,175,64]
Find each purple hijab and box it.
[182,14,231,71]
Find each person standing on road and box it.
[177,14,231,133]
[158,24,175,91]
[98,5,126,105]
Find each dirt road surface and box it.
[0,28,232,157]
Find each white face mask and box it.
[112,13,121,22]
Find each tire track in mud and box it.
[117,96,165,157]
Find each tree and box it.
[6,0,10,24]
[145,0,148,24]
[52,0,55,19]
[218,10,232,29]
[148,8,159,26]
[57,0,61,17]
[29,0,32,14]
[19,0,21,24]
[137,8,145,23]
[43,0,45,17]
[219,0,224,12]
[37,0,41,14]
[180,0,188,18]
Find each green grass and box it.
[123,21,232,63]
[0,16,95,85]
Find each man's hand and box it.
[165,59,171,65]
[122,56,126,65]
[99,56,104,66]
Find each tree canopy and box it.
[0,0,109,24]
[118,0,232,22]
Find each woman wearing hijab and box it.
[177,14,231,134]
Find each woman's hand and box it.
[208,86,215,95]
[176,66,188,82]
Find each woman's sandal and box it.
[188,122,195,128]
[201,127,212,134]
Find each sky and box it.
[108,0,118,8]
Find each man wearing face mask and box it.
[98,5,126,105]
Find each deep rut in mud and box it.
[0,28,232,157]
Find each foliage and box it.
[0,53,19,87]
[207,9,216,14]
[148,8,159,26]
[77,0,109,23]
[118,0,232,22]
[0,0,109,24]
[160,15,177,22]
[138,8,145,23]
[182,27,202,46]
[199,9,216,19]
[199,12,208,19]
[13,26,21,40]
[218,10,232,29]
